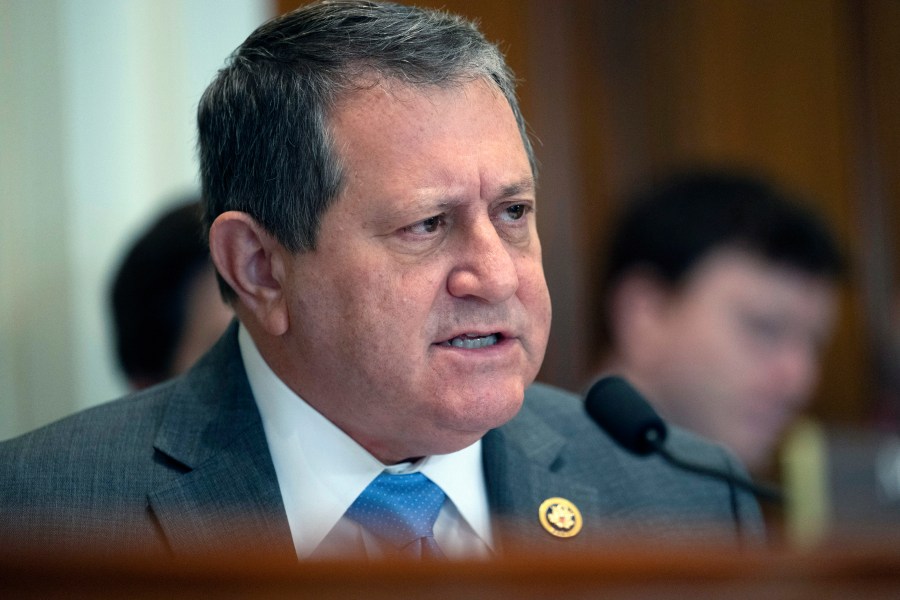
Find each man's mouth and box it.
[439,333,502,349]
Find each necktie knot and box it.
[346,471,446,558]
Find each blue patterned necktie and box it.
[345,471,447,559]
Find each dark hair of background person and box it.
[197,0,536,302]
[110,200,211,388]
[592,168,846,356]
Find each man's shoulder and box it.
[508,381,765,543]
[519,380,739,464]
[0,381,190,553]
[0,322,248,468]
[517,381,610,444]
[521,381,587,423]
[502,381,621,465]
[0,382,173,450]
[524,380,581,405]
[0,381,182,492]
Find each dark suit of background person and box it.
[0,1,762,558]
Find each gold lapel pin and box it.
[538,497,583,538]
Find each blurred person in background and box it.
[110,199,233,390]
[590,169,844,475]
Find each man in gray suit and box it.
[0,1,762,559]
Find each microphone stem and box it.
[649,437,784,504]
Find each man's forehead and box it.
[326,78,531,208]
[691,247,818,279]
[686,248,835,306]
[327,78,517,155]
[333,73,500,106]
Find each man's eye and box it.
[502,204,530,221]
[740,313,787,346]
[405,215,444,235]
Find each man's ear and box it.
[208,211,289,336]
[609,271,670,367]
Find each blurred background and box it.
[2,1,899,535]
[1,0,270,438]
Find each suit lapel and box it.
[147,323,294,557]
[483,407,600,553]
[484,389,669,554]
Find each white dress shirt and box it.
[238,325,494,559]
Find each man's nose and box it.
[446,218,519,303]
[773,340,819,404]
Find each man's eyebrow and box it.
[399,194,462,216]
[496,178,535,200]
[367,194,462,232]
[369,178,536,231]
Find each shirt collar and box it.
[237,324,491,556]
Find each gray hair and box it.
[198,0,535,299]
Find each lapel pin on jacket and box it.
[538,497,583,538]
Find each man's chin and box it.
[398,400,523,460]
[445,386,525,432]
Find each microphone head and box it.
[585,376,668,456]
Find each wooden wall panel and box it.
[853,0,900,426]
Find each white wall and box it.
[0,0,272,440]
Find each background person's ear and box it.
[608,271,670,369]
[208,211,289,336]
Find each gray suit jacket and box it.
[0,324,762,557]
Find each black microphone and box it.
[585,376,783,504]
